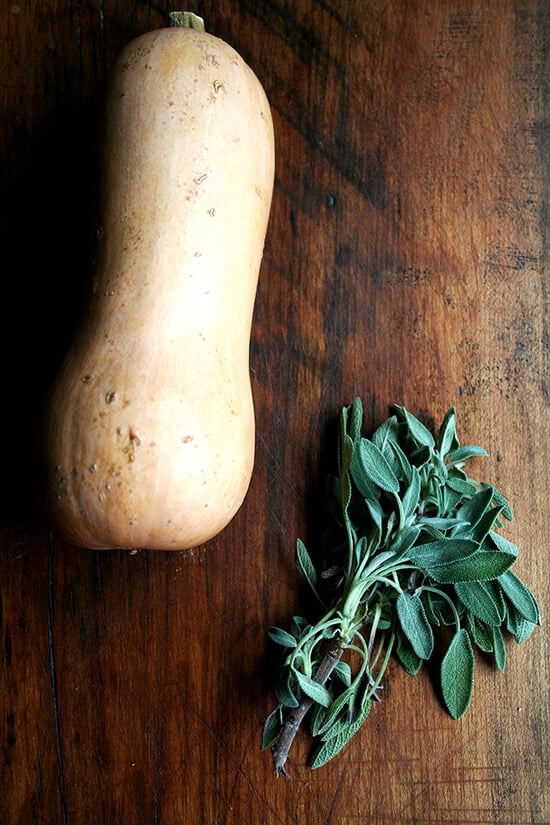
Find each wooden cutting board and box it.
[1,1,548,822]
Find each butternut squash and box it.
[41,14,275,550]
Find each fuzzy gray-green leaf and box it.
[396,591,434,659]
[296,539,318,594]
[407,538,479,573]
[352,437,400,493]
[429,549,517,584]
[261,707,282,750]
[294,671,332,707]
[269,626,298,648]
[454,580,505,626]
[437,408,458,457]
[498,569,541,625]
[311,703,371,769]
[491,625,506,671]
[441,628,475,719]
[393,406,435,448]
[448,445,488,465]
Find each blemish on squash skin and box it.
[181,435,193,444]
[105,390,117,404]
[129,428,142,446]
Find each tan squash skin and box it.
[41,25,274,550]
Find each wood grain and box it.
[1,1,548,823]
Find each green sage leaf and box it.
[396,591,434,659]
[437,408,458,457]
[454,580,505,626]
[372,414,399,454]
[441,628,475,719]
[498,569,541,625]
[465,613,494,653]
[309,702,326,737]
[261,706,282,750]
[348,397,364,442]
[455,487,494,528]
[446,474,480,497]
[408,538,479,573]
[294,670,332,707]
[296,539,318,593]
[393,405,435,448]
[448,445,488,465]
[334,660,352,686]
[311,702,372,769]
[387,439,413,484]
[508,615,537,644]
[428,548,517,584]
[268,626,298,648]
[275,666,300,708]
[316,688,354,738]
[389,524,421,557]
[339,433,353,515]
[480,483,513,521]
[401,465,421,522]
[461,504,505,544]
[396,629,423,675]
[352,437,400,493]
[491,625,506,671]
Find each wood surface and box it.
[1,1,548,823]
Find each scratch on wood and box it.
[47,532,68,825]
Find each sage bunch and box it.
[262,400,540,775]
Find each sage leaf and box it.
[491,625,506,671]
[353,437,400,493]
[275,666,300,708]
[428,548,517,584]
[316,688,354,738]
[334,660,352,686]
[268,626,298,648]
[454,580,505,626]
[455,487,494,528]
[401,465,421,521]
[396,629,423,675]
[387,439,413,483]
[437,407,458,457]
[408,538,479,573]
[294,670,332,707]
[339,433,353,515]
[465,613,494,653]
[498,569,541,625]
[448,445,488,465]
[441,628,475,719]
[464,504,505,544]
[485,529,519,558]
[417,516,463,531]
[348,397,364,442]
[388,524,421,557]
[311,702,372,769]
[393,405,435,448]
[508,615,536,644]
[261,706,282,750]
[296,539,318,593]
[309,702,328,737]
[396,591,434,659]
[480,483,513,521]
[446,474,480,497]
[372,414,399,454]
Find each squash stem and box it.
[169,11,205,31]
